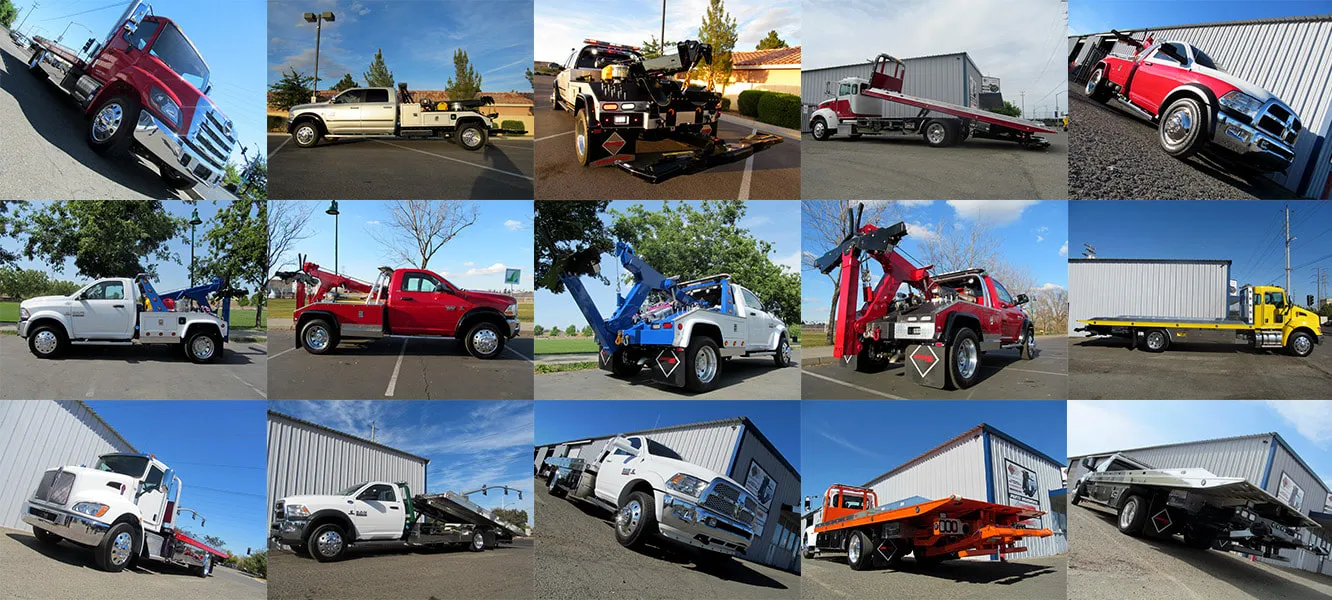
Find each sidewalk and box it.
[719,113,801,139]
[536,352,598,365]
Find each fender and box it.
[87,66,182,133]
[1158,83,1218,133]
[674,319,723,349]
[457,306,506,336]
[288,112,328,135]
[183,321,224,345]
[22,313,70,338]
[810,106,840,132]
[942,310,982,343]
[615,477,662,509]
[305,508,360,541]
[1286,326,1321,346]
[294,309,340,348]
[578,93,598,121]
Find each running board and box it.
[615,133,783,183]
[70,340,134,346]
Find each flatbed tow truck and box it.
[809,54,1054,148]
[809,484,1052,571]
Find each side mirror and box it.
[1080,457,1095,469]
[122,21,138,36]
[609,437,638,456]
[547,62,561,71]
[433,284,447,294]
[803,497,810,511]
[1015,293,1030,305]
[825,81,831,95]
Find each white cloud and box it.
[365,220,380,225]
[774,250,802,273]
[1035,282,1064,291]
[1036,235,1045,243]
[1266,401,1332,448]
[905,221,940,242]
[466,263,508,276]
[504,219,524,231]
[897,200,934,208]
[1036,225,1048,243]
[1058,241,1068,257]
[946,200,1039,226]
[463,261,475,267]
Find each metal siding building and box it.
[861,424,1068,558]
[1069,433,1331,574]
[1069,16,1332,198]
[800,52,984,130]
[1067,259,1231,335]
[0,401,137,531]
[534,417,801,572]
[267,411,429,520]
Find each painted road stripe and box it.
[373,140,534,181]
[801,370,907,400]
[268,136,291,159]
[504,345,534,362]
[535,130,573,142]
[268,346,298,360]
[738,126,756,201]
[384,338,409,397]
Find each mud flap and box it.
[906,343,947,389]
[615,133,784,183]
[597,347,615,373]
[646,347,688,388]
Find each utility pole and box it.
[660,0,666,56]
[369,421,376,442]
[1284,204,1294,296]
[1020,91,1026,119]
[16,2,39,33]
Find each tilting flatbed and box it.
[859,87,1055,135]
[414,491,525,539]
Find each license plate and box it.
[613,115,629,125]
[935,518,963,535]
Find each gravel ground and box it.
[1070,502,1332,600]
[534,352,800,399]
[801,553,1066,599]
[1067,83,1297,200]
[0,527,265,600]
[268,538,533,600]
[533,478,801,599]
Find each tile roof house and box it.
[726,46,801,99]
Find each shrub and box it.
[756,92,801,130]
[721,97,731,111]
[266,115,286,132]
[737,90,766,118]
[533,324,545,336]
[501,119,526,133]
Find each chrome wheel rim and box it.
[927,123,945,144]
[191,336,215,360]
[461,128,481,147]
[1147,332,1166,350]
[1025,330,1036,351]
[780,339,791,364]
[92,102,123,142]
[33,330,58,355]
[956,338,978,379]
[203,554,211,575]
[1120,500,1137,529]
[813,121,825,137]
[616,500,642,537]
[296,125,315,145]
[110,531,132,566]
[1085,69,1102,95]
[472,328,499,355]
[576,120,587,158]
[316,530,342,557]
[305,325,329,351]
[695,345,718,383]
[1163,105,1195,148]
[1294,335,1311,355]
[848,535,862,564]
[472,533,484,550]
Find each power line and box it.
[188,484,266,499]
[40,0,125,22]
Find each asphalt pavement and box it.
[1067,83,1297,200]
[0,29,194,200]
[800,336,1067,399]
[267,133,534,199]
[801,553,1066,600]
[532,76,801,200]
[1069,336,1332,399]
[268,537,533,600]
[1069,502,1332,600]
[0,527,265,600]
[0,335,267,400]
[533,352,800,399]
[799,126,1068,200]
[533,478,801,599]
[267,336,534,399]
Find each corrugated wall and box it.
[1068,261,1230,335]
[801,53,970,129]
[988,435,1068,558]
[0,401,136,531]
[1264,442,1331,571]
[266,414,428,516]
[729,427,802,572]
[865,430,988,509]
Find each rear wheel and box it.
[913,547,956,568]
[923,120,959,147]
[847,530,876,571]
[1117,494,1149,537]
[574,107,597,166]
[300,319,339,354]
[1084,67,1112,102]
[1158,97,1207,158]
[609,348,643,377]
[854,342,888,373]
[463,321,505,359]
[185,330,222,364]
[27,49,47,78]
[469,532,486,552]
[457,122,488,151]
[947,328,982,389]
[545,471,566,498]
[684,336,722,393]
[192,553,211,577]
[1287,331,1314,357]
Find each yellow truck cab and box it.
[1076,284,1321,356]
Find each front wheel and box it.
[307,523,347,562]
[94,522,137,572]
[947,328,982,389]
[1158,97,1207,159]
[300,319,339,354]
[185,330,222,364]
[684,336,722,393]
[773,334,792,368]
[292,121,322,148]
[28,324,67,359]
[810,117,832,141]
[457,122,488,151]
[1141,329,1170,353]
[88,95,140,157]
[614,490,657,549]
[1287,331,1314,357]
[463,321,505,359]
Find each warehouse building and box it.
[0,401,136,531]
[534,416,802,572]
[1068,433,1331,575]
[267,411,429,520]
[1068,15,1332,199]
[1068,258,1232,335]
[800,52,985,131]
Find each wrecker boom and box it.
[275,256,376,307]
[558,241,694,352]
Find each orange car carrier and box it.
[811,484,1052,571]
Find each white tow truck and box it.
[286,83,525,149]
[23,452,227,575]
[541,434,761,559]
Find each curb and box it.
[719,113,801,139]
[802,356,836,367]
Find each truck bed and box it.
[1083,316,1251,329]
[31,36,86,69]
[815,495,1044,533]
[859,87,1056,134]
[414,492,524,537]
[173,530,229,560]
[1085,468,1317,528]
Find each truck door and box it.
[1127,42,1189,113]
[135,463,169,529]
[360,88,395,134]
[1256,290,1285,327]
[738,286,777,349]
[389,271,465,336]
[352,483,405,539]
[989,279,1025,342]
[326,89,368,133]
[72,280,134,339]
[593,436,641,502]
[88,16,158,86]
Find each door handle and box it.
[350,106,360,110]
[113,304,125,308]
[401,297,414,301]
[749,312,756,316]
[390,506,399,510]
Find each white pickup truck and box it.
[17,275,229,363]
[23,453,226,575]
[541,434,761,560]
[270,481,523,562]
[286,83,523,149]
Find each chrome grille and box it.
[1254,102,1301,146]
[187,105,235,171]
[701,481,757,525]
[273,502,284,521]
[47,472,75,505]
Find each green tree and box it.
[524,67,533,87]
[0,266,52,300]
[222,157,268,201]
[0,0,17,30]
[445,49,483,100]
[755,30,788,50]
[564,324,576,336]
[0,200,23,266]
[549,326,561,337]
[640,36,674,60]
[696,0,738,96]
[535,201,613,294]
[990,101,1022,118]
[363,49,395,88]
[492,508,528,529]
[331,73,358,92]
[268,67,314,111]
[22,201,184,279]
[196,201,267,327]
[533,324,545,336]
[581,325,593,337]
[237,551,267,578]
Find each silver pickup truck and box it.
[286,83,523,149]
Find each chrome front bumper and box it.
[659,493,754,556]
[270,518,310,546]
[16,318,29,338]
[507,317,520,338]
[1212,110,1296,172]
[22,500,111,546]
[132,110,222,187]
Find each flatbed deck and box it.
[814,495,1044,533]
[415,492,524,537]
[31,36,86,68]
[860,87,1056,134]
[1085,469,1317,528]
[1082,316,1255,330]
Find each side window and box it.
[359,484,395,502]
[1152,43,1184,65]
[125,19,160,51]
[993,281,1014,305]
[144,465,165,490]
[1266,291,1285,305]
[839,83,851,96]
[400,273,442,293]
[85,281,125,300]
[741,288,764,311]
[333,90,366,104]
[564,50,577,70]
[612,437,641,457]
[364,89,389,103]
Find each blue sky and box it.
[800,401,1066,510]
[270,401,535,517]
[1068,400,1332,499]
[536,200,801,331]
[801,200,1069,324]
[279,200,533,293]
[267,1,533,94]
[1069,0,1332,35]
[15,1,268,165]
[534,0,800,63]
[84,401,267,557]
[1070,200,1330,306]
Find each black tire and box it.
[1158,97,1208,159]
[545,471,566,498]
[468,531,486,552]
[923,120,959,147]
[803,548,815,560]
[574,107,597,166]
[1084,66,1112,103]
[463,321,506,359]
[289,543,308,557]
[192,553,212,577]
[1117,494,1149,537]
[947,328,982,389]
[300,319,339,354]
[847,530,876,571]
[810,117,832,141]
[94,522,137,572]
[1183,526,1216,550]
[185,330,222,364]
[456,122,488,151]
[550,87,561,111]
[1070,484,1084,506]
[1020,325,1036,360]
[1286,331,1314,357]
[292,121,322,148]
[87,94,140,157]
[32,526,62,546]
[27,49,47,79]
[1141,329,1170,353]
[307,522,347,562]
[684,336,722,393]
[161,169,196,190]
[773,334,792,368]
[609,348,643,377]
[854,342,889,373]
[613,490,657,550]
[27,323,67,359]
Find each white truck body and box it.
[286,86,509,150]
[668,280,788,357]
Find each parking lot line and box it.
[985,366,1068,377]
[504,345,533,362]
[268,346,298,360]
[489,142,535,151]
[738,126,756,201]
[535,130,573,142]
[373,140,534,181]
[385,338,408,397]
[231,372,267,399]
[802,369,908,399]
[268,136,291,158]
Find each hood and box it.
[463,289,517,309]
[645,454,730,487]
[21,294,72,308]
[1191,64,1277,103]
[48,466,140,496]
[290,101,328,113]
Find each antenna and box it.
[1081,243,1096,259]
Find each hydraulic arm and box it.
[559,241,693,352]
[275,255,375,306]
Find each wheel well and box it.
[1159,85,1216,130]
[296,311,339,333]
[289,114,327,135]
[184,322,222,342]
[689,322,722,346]
[616,479,655,508]
[25,317,67,337]
[457,308,506,336]
[455,116,487,129]
[943,313,981,343]
[306,511,357,543]
[1290,326,1320,344]
[87,80,138,114]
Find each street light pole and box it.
[303,11,336,103]
[189,208,202,286]
[326,200,340,276]
[16,2,39,34]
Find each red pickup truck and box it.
[1083,33,1301,172]
[291,265,520,359]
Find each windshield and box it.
[338,482,369,496]
[149,22,210,90]
[94,455,149,477]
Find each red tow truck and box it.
[815,205,1036,389]
[278,259,519,359]
[23,0,235,190]
[1083,31,1301,171]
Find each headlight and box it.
[504,303,518,317]
[149,87,182,129]
[1219,90,1263,120]
[72,502,108,517]
[666,473,708,498]
[20,307,30,320]
[285,504,310,519]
